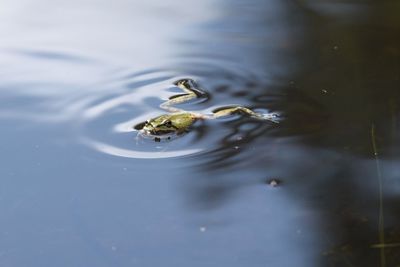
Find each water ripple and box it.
[78,70,211,159]
[0,48,281,160]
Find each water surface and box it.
[1,0,400,266]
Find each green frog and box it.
[138,79,279,139]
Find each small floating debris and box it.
[267,178,282,187]
[199,226,207,232]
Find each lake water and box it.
[1,0,400,266]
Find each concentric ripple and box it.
[0,48,281,160]
[0,46,282,160]
[77,62,280,160]
[78,69,212,159]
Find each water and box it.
[1,0,400,266]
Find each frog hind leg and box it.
[160,79,208,113]
[160,93,196,113]
[173,79,208,98]
[212,106,279,123]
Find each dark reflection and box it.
[179,0,400,266]
[191,121,210,142]
[280,0,400,156]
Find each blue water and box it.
[1,0,400,266]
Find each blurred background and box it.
[0,0,400,266]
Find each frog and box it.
[142,113,198,136]
[137,78,279,139]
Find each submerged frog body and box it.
[137,78,279,139]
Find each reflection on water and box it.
[1,0,400,266]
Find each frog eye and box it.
[164,120,172,126]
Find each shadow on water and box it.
[180,0,400,266]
